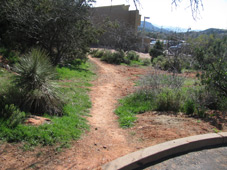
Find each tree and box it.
[149,40,164,61]
[1,0,96,65]
[192,35,227,96]
[188,35,227,110]
[97,21,140,51]
[171,0,203,19]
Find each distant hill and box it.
[139,21,227,35]
[200,28,227,34]
[162,26,188,32]
[139,21,189,33]
[139,21,170,33]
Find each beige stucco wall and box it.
[91,5,141,34]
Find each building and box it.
[91,4,141,34]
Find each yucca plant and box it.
[13,48,64,116]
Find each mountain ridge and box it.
[139,21,227,34]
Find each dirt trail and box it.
[46,57,145,170]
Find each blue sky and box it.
[93,0,227,30]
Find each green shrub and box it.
[142,58,151,66]
[111,50,126,64]
[152,55,169,70]
[4,104,26,128]
[123,56,131,65]
[101,50,125,65]
[183,99,195,115]
[126,51,139,61]
[155,89,182,112]
[0,47,20,64]
[101,51,114,62]
[196,107,206,118]
[152,55,182,73]
[0,103,26,128]
[218,96,227,111]
[13,48,63,116]
[93,50,105,58]
[0,95,6,116]
[192,35,227,97]
[0,47,7,55]
[89,49,99,55]
[149,40,164,61]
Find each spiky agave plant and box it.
[13,48,63,116]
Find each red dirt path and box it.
[0,56,225,170]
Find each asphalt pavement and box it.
[144,146,227,170]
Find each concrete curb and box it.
[102,132,227,170]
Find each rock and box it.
[138,126,143,129]
[4,64,10,70]
[24,115,51,126]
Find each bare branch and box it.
[171,0,203,20]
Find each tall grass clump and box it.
[155,89,182,112]
[139,70,185,94]
[12,48,63,116]
[115,70,187,127]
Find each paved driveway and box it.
[144,147,227,170]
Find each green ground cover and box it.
[0,61,95,148]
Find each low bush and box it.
[142,58,151,66]
[92,50,105,58]
[152,55,169,70]
[4,104,26,128]
[149,40,164,61]
[89,49,99,55]
[126,51,139,61]
[92,50,150,66]
[183,99,196,115]
[139,71,185,94]
[152,55,183,73]
[155,89,182,112]
[218,96,227,111]
[101,50,126,65]
[0,47,20,64]
[111,50,126,64]
[100,51,114,63]
[12,48,64,116]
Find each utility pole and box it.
[142,16,150,52]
